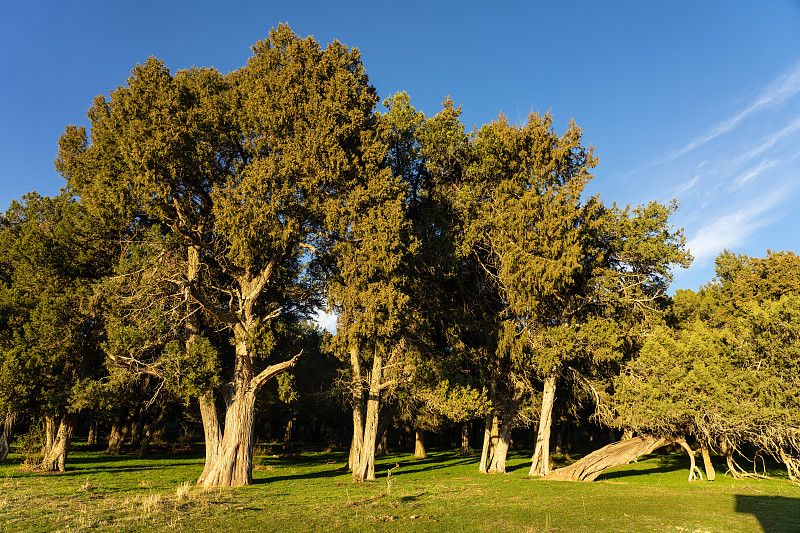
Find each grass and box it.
[1,444,798,533]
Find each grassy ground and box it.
[1,445,798,533]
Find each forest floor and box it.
[1,444,798,532]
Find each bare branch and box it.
[251,350,303,391]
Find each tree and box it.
[613,250,800,482]
[0,193,112,471]
[56,25,383,487]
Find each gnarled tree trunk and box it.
[488,402,520,474]
[530,369,558,476]
[543,434,669,482]
[41,414,75,472]
[198,321,300,488]
[460,423,471,455]
[353,353,383,482]
[197,393,222,485]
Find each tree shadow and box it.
[735,494,800,533]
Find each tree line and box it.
[1,25,797,487]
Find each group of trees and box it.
[1,25,797,487]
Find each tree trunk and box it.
[40,414,75,472]
[414,429,427,459]
[200,385,257,488]
[676,437,703,481]
[42,416,57,457]
[543,434,669,482]
[530,369,558,476]
[197,392,222,484]
[479,413,499,473]
[488,425,511,473]
[353,353,382,482]
[460,422,471,455]
[376,432,388,456]
[779,449,800,482]
[130,407,146,447]
[700,441,715,481]
[138,410,166,459]
[0,413,13,463]
[348,347,365,471]
[489,401,519,474]
[106,411,130,455]
[87,419,98,447]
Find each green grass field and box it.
[1,445,798,533]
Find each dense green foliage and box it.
[1,23,798,499]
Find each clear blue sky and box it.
[2,1,799,296]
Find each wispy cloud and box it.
[731,159,778,189]
[672,62,800,160]
[685,187,789,264]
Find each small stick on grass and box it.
[387,463,400,495]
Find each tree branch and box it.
[251,350,303,391]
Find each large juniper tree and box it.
[56,25,383,487]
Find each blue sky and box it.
[2,1,800,300]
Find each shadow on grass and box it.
[735,494,800,533]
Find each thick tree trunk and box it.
[414,429,427,459]
[479,413,499,473]
[42,416,57,457]
[106,412,130,455]
[489,403,519,474]
[200,386,257,488]
[530,369,558,476]
[40,414,75,472]
[197,393,222,485]
[353,353,382,482]
[376,432,388,456]
[543,434,669,482]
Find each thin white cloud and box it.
[732,159,778,189]
[685,187,789,265]
[672,62,800,160]
[672,175,699,196]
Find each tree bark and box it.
[0,413,13,463]
[479,413,499,473]
[106,411,130,455]
[700,441,715,481]
[529,369,558,476]
[348,347,364,471]
[543,434,669,482]
[40,414,75,472]
[200,387,257,487]
[460,422,471,455]
[87,419,98,447]
[42,416,57,457]
[197,321,301,488]
[676,437,702,481]
[414,429,427,459]
[353,352,382,482]
[489,402,519,474]
[197,393,222,485]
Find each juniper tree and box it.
[56,25,383,487]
